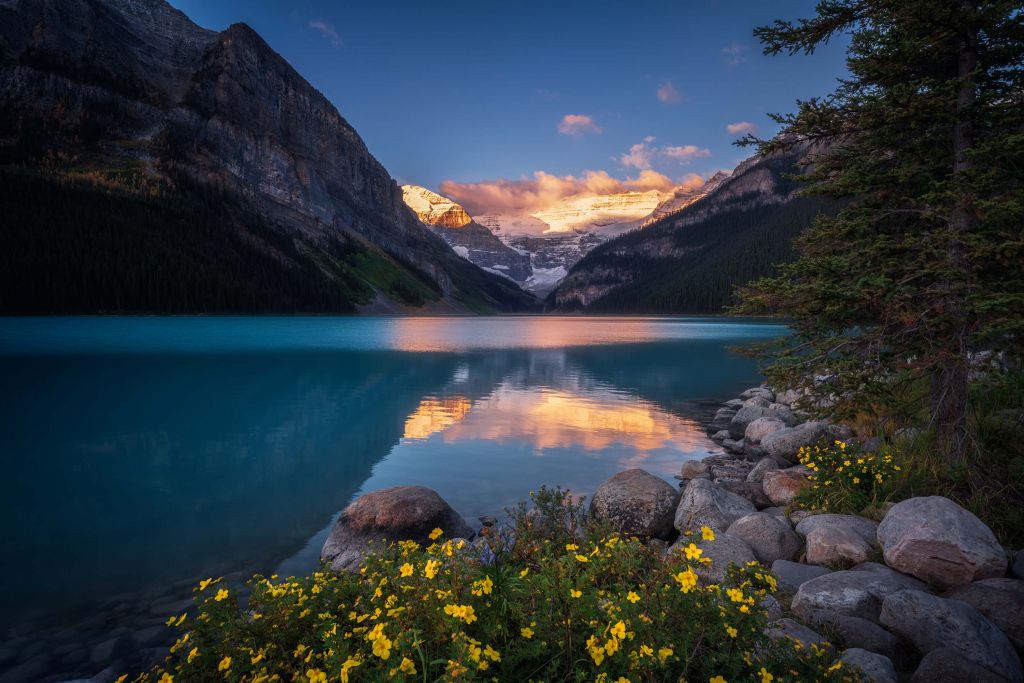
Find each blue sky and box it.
[170,1,848,211]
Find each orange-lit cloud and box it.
[440,168,691,215]
[557,114,602,137]
[663,145,712,161]
[727,121,756,135]
[657,81,682,104]
[677,172,706,192]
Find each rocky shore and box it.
[322,385,1024,683]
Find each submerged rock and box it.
[321,486,473,572]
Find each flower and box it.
[157,674,173,683]
[521,626,534,639]
[683,543,703,560]
[340,657,361,683]
[726,588,744,603]
[566,544,578,551]
[186,648,199,664]
[428,527,444,540]
[306,670,327,683]
[519,568,529,578]
[214,588,229,602]
[570,589,582,598]
[626,591,640,603]
[372,635,392,659]
[198,578,214,591]
[575,554,589,563]
[423,559,440,579]
[726,625,738,638]
[759,668,774,683]
[710,677,727,683]
[399,657,417,675]
[658,647,673,662]
[217,656,231,672]
[399,563,414,577]
[673,568,697,593]
[444,603,478,624]
[610,620,626,640]
[701,526,716,541]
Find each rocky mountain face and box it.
[642,171,731,226]
[401,185,532,283]
[0,0,532,313]
[547,142,835,313]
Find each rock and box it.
[321,486,474,572]
[767,618,832,653]
[717,480,773,509]
[1013,550,1024,580]
[709,459,755,482]
[877,496,1008,588]
[729,404,797,440]
[722,438,746,454]
[671,532,757,584]
[945,578,1024,655]
[839,648,898,683]
[679,460,711,480]
[746,457,779,483]
[911,648,1013,683]
[792,566,927,621]
[880,589,1022,681]
[775,388,804,406]
[710,429,730,444]
[589,469,679,540]
[761,506,789,522]
[801,609,906,667]
[674,478,757,533]
[772,560,832,593]
[760,421,830,462]
[744,396,772,408]
[806,526,874,566]
[0,656,49,683]
[725,398,745,409]
[711,407,738,431]
[762,469,812,506]
[745,417,788,445]
[795,514,879,545]
[761,593,784,620]
[727,513,802,563]
[740,387,776,402]
[789,509,816,525]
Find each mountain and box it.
[0,0,532,314]
[642,171,731,226]
[547,142,836,313]
[401,185,532,283]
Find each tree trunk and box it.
[932,6,977,461]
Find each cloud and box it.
[721,42,746,66]
[677,173,706,192]
[656,81,682,104]
[621,139,711,169]
[309,20,342,48]
[726,121,757,135]
[663,144,712,161]
[557,114,602,137]
[440,169,700,215]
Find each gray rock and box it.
[772,560,832,593]
[674,478,757,533]
[760,421,830,461]
[1013,550,1024,580]
[679,460,711,480]
[727,512,802,563]
[740,386,776,402]
[767,618,833,653]
[877,496,1008,588]
[911,648,1012,683]
[744,396,772,408]
[709,459,755,482]
[762,593,784,620]
[321,485,474,572]
[745,417,787,445]
[792,566,927,621]
[775,388,804,406]
[801,609,906,666]
[762,469,812,506]
[589,469,679,540]
[711,407,738,431]
[880,589,1022,681]
[789,509,816,525]
[761,506,789,522]
[806,526,874,567]
[722,438,746,454]
[746,457,780,483]
[717,480,773,509]
[729,404,797,439]
[795,513,879,545]
[839,648,898,683]
[710,429,731,444]
[725,398,745,409]
[945,578,1024,655]
[670,532,757,584]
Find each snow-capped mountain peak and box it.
[401,185,473,228]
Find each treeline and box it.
[0,169,441,314]
[564,196,833,314]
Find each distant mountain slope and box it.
[0,0,532,313]
[401,185,532,283]
[547,144,835,313]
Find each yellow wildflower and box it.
[198,578,214,591]
[673,568,698,593]
[399,563,414,577]
[683,543,703,560]
[157,674,173,683]
[658,647,673,662]
[423,559,440,579]
[610,621,626,640]
[701,526,716,541]
[428,527,444,540]
[305,670,327,683]
[214,588,229,602]
[575,554,589,563]
[521,626,534,639]
[570,589,583,598]
[519,567,529,578]
[340,657,361,683]
[759,668,774,683]
[186,648,199,664]
[626,591,640,603]
[399,657,417,675]
[217,656,231,672]
[710,677,727,683]
[726,625,738,638]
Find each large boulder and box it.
[321,486,473,571]
[792,565,927,621]
[674,478,756,533]
[740,386,775,402]
[880,589,1023,682]
[745,417,788,445]
[746,457,779,483]
[771,560,832,594]
[727,512,802,563]
[806,526,874,567]
[945,578,1024,655]
[590,469,678,540]
[762,469,812,506]
[760,421,830,462]
[911,648,1014,683]
[801,609,906,667]
[796,514,879,545]
[729,404,797,439]
[671,532,757,584]
[838,648,898,683]
[877,496,1008,588]
[679,460,711,481]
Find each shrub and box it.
[133,488,856,683]
[795,441,902,515]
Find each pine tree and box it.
[736,0,1024,459]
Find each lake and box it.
[0,315,786,680]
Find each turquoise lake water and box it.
[0,315,786,679]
